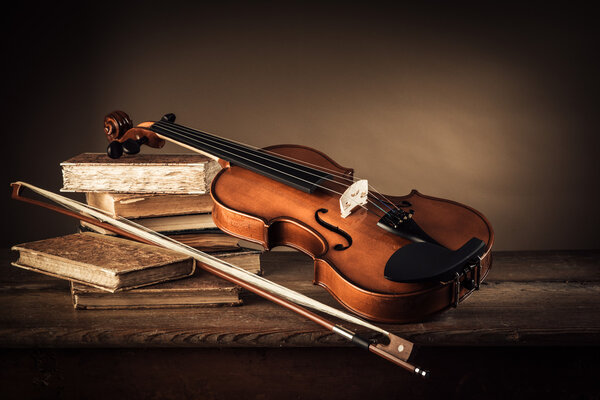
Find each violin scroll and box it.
[104,110,133,142]
[104,111,167,159]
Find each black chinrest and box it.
[384,238,486,283]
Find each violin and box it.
[105,111,494,323]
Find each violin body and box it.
[104,111,494,324]
[211,144,494,323]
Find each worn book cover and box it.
[11,232,195,292]
[71,271,242,309]
[79,222,246,252]
[61,153,221,194]
[86,192,214,218]
[80,213,217,234]
[200,248,263,275]
[169,232,248,253]
[70,249,262,309]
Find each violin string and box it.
[152,122,378,212]
[152,122,400,223]
[156,122,405,227]
[153,121,402,221]
[179,128,400,213]
[258,150,400,213]
[151,122,397,223]
[154,121,360,192]
[155,120,400,214]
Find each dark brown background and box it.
[3,2,599,251]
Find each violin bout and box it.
[209,145,494,323]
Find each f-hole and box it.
[314,208,352,251]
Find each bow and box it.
[11,181,429,377]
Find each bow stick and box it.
[11,181,429,377]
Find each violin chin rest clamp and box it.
[384,238,486,283]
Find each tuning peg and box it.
[122,137,149,155]
[107,141,124,159]
[161,113,176,123]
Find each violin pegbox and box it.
[104,111,167,159]
[339,179,368,218]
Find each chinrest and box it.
[384,238,486,283]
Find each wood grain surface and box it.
[0,249,598,348]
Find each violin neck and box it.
[150,120,331,193]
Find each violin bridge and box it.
[339,179,368,218]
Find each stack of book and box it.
[11,153,262,309]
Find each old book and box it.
[81,213,217,234]
[70,249,262,309]
[169,232,247,253]
[61,153,221,194]
[11,232,195,292]
[86,192,213,218]
[189,248,262,275]
[70,272,241,309]
[79,223,243,252]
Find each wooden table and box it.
[1,249,599,399]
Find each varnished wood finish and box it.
[0,250,598,347]
[211,145,494,322]
[104,111,165,148]
[119,124,166,148]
